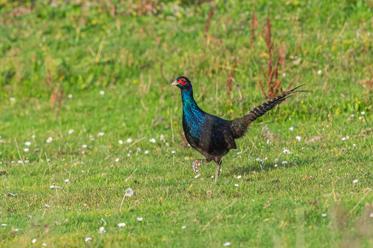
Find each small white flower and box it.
[369,213,373,218]
[181,225,186,229]
[42,242,47,247]
[64,179,70,184]
[23,148,29,153]
[223,242,231,247]
[194,174,201,179]
[289,126,294,131]
[1,223,7,227]
[68,129,74,135]
[118,140,124,145]
[295,136,302,142]
[68,94,73,99]
[49,185,62,190]
[124,188,134,197]
[9,97,16,103]
[321,213,327,217]
[99,90,105,96]
[341,136,349,141]
[274,164,278,168]
[160,134,166,142]
[115,158,120,162]
[85,236,93,242]
[149,138,156,143]
[46,137,53,143]
[24,141,32,146]
[360,111,365,116]
[44,204,50,208]
[236,175,242,179]
[136,217,143,222]
[144,150,149,155]
[82,144,87,149]
[97,132,105,137]
[282,160,288,165]
[13,228,20,232]
[117,223,126,228]
[127,153,131,157]
[282,72,286,78]
[171,150,176,154]
[317,70,322,75]
[98,226,106,234]
[283,148,291,154]
[352,179,358,184]
[234,184,239,187]
[126,138,133,143]
[32,238,37,244]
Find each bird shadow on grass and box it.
[228,157,314,176]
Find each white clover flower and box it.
[282,161,288,165]
[341,136,349,141]
[126,138,133,144]
[223,242,231,247]
[171,150,176,154]
[115,158,120,162]
[317,70,322,75]
[97,132,105,137]
[321,213,327,217]
[160,134,166,142]
[32,238,37,244]
[234,184,239,187]
[295,136,302,142]
[124,188,134,197]
[99,90,105,96]
[42,242,47,247]
[23,148,29,153]
[144,150,149,154]
[68,129,74,135]
[117,223,126,228]
[236,175,242,179]
[352,179,358,184]
[64,179,70,184]
[82,144,87,149]
[360,111,365,115]
[289,126,294,131]
[49,185,62,190]
[118,140,124,145]
[149,138,156,143]
[68,94,73,99]
[283,148,291,154]
[24,141,32,146]
[1,223,7,227]
[9,97,16,103]
[84,236,93,242]
[98,226,106,234]
[46,137,53,143]
[181,225,186,229]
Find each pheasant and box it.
[171,76,302,182]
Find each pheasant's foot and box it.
[192,160,202,175]
[214,163,222,183]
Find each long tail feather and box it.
[231,85,303,138]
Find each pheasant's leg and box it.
[214,160,222,183]
[192,160,203,175]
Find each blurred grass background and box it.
[0,0,372,247]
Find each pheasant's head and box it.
[171,76,192,90]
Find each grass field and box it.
[0,1,372,247]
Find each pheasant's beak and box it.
[171,80,178,87]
